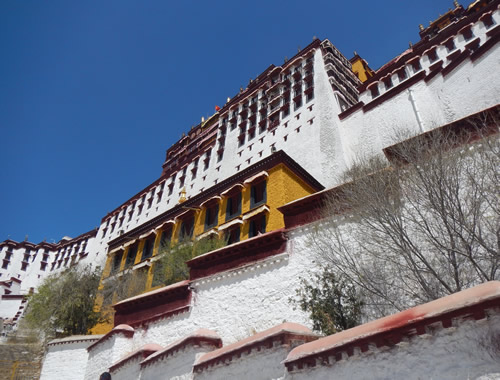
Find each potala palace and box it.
[1,1,500,379]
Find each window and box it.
[226,226,240,245]
[411,59,421,73]
[370,85,380,99]
[179,216,195,240]
[398,68,408,81]
[142,236,155,260]
[225,192,242,221]
[294,96,302,110]
[40,262,47,271]
[248,214,266,238]
[383,76,393,90]
[250,180,267,208]
[427,49,438,63]
[125,244,138,267]
[445,38,456,52]
[159,228,172,251]
[21,262,28,271]
[204,202,220,231]
[2,260,8,269]
[111,251,123,274]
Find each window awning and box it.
[218,218,243,231]
[196,229,219,240]
[243,171,269,185]
[175,209,197,221]
[109,245,124,255]
[242,205,270,220]
[200,196,222,208]
[221,183,244,196]
[139,229,157,240]
[156,220,175,231]
[123,239,137,248]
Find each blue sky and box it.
[0,0,456,243]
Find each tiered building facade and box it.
[1,0,500,378]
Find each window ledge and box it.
[242,205,270,220]
[219,217,243,231]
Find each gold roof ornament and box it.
[454,0,460,8]
[419,24,425,31]
[201,116,205,123]
[179,187,187,203]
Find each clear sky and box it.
[0,0,457,243]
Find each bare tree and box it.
[311,110,499,317]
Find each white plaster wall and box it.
[40,340,95,380]
[111,356,142,380]
[133,247,317,350]
[341,11,500,173]
[194,346,290,380]
[286,314,500,380]
[84,333,134,380]
[141,344,213,380]
[0,298,22,319]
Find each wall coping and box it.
[140,328,222,368]
[47,334,104,346]
[114,280,190,308]
[194,322,318,372]
[109,343,163,373]
[187,229,288,281]
[87,324,135,352]
[284,281,500,372]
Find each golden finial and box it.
[179,187,187,203]
[409,41,413,48]
[284,56,288,63]
[226,97,231,103]
[419,24,424,31]
[297,46,301,52]
[201,116,205,123]
[453,0,459,8]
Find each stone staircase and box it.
[0,334,44,380]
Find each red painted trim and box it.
[127,305,191,329]
[338,101,364,120]
[362,71,426,113]
[113,282,192,327]
[110,345,162,373]
[383,105,500,164]
[359,0,500,91]
[194,329,317,373]
[188,229,288,281]
[441,49,471,77]
[87,326,135,352]
[471,27,500,62]
[1,294,25,300]
[284,282,500,372]
[140,335,222,368]
[108,151,323,250]
[424,60,443,83]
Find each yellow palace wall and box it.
[91,163,318,334]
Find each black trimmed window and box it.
[180,216,195,240]
[159,228,172,251]
[204,202,220,231]
[250,180,267,209]
[226,192,242,221]
[142,236,155,260]
[249,214,266,238]
[226,226,240,245]
[111,251,122,274]
[125,244,138,268]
